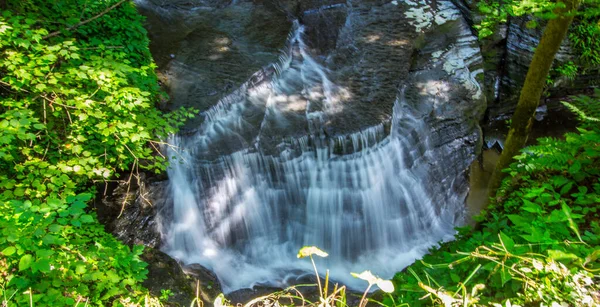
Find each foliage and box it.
[475,0,600,70]
[569,11,600,67]
[562,89,600,124]
[159,289,174,302]
[0,0,194,305]
[475,0,567,38]
[0,2,195,194]
[390,93,600,306]
[475,0,600,40]
[547,61,578,86]
[0,194,148,306]
[554,60,579,80]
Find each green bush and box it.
[0,1,194,305]
[0,194,148,306]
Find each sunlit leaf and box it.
[297,246,328,258]
[351,270,394,292]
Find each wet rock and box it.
[300,1,347,53]
[121,0,488,294]
[449,0,478,26]
[96,179,222,307]
[448,0,507,113]
[141,248,195,306]
[142,248,223,307]
[400,0,486,217]
[326,0,420,132]
[182,264,223,304]
[94,174,165,248]
[136,0,292,129]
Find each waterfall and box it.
[160,22,460,291]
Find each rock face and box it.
[450,0,599,119]
[96,177,223,307]
[95,175,164,249]
[99,0,487,298]
[399,0,485,208]
[141,248,223,307]
[136,0,293,128]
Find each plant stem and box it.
[310,255,323,299]
[359,284,372,307]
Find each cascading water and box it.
[161,22,461,291]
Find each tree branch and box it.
[44,0,128,39]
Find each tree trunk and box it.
[486,0,580,203]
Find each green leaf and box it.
[524,187,545,199]
[76,264,87,275]
[507,214,529,228]
[499,231,515,251]
[32,259,50,273]
[569,161,582,174]
[522,199,542,213]
[560,181,574,195]
[548,250,579,261]
[42,234,57,245]
[19,254,34,271]
[450,273,460,283]
[350,270,395,293]
[13,188,25,197]
[48,224,62,232]
[106,270,121,283]
[77,193,93,202]
[297,246,328,258]
[500,268,512,286]
[2,246,16,256]
[80,214,94,224]
[35,83,47,91]
[33,258,51,273]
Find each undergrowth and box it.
[390,92,600,306]
[0,0,194,306]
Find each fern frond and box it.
[562,101,600,123]
[562,90,600,129]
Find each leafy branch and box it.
[43,0,128,39]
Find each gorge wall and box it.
[95,0,591,304]
[450,0,599,120]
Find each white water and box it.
[161,23,460,291]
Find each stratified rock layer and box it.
[450,0,599,119]
[101,0,487,296]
